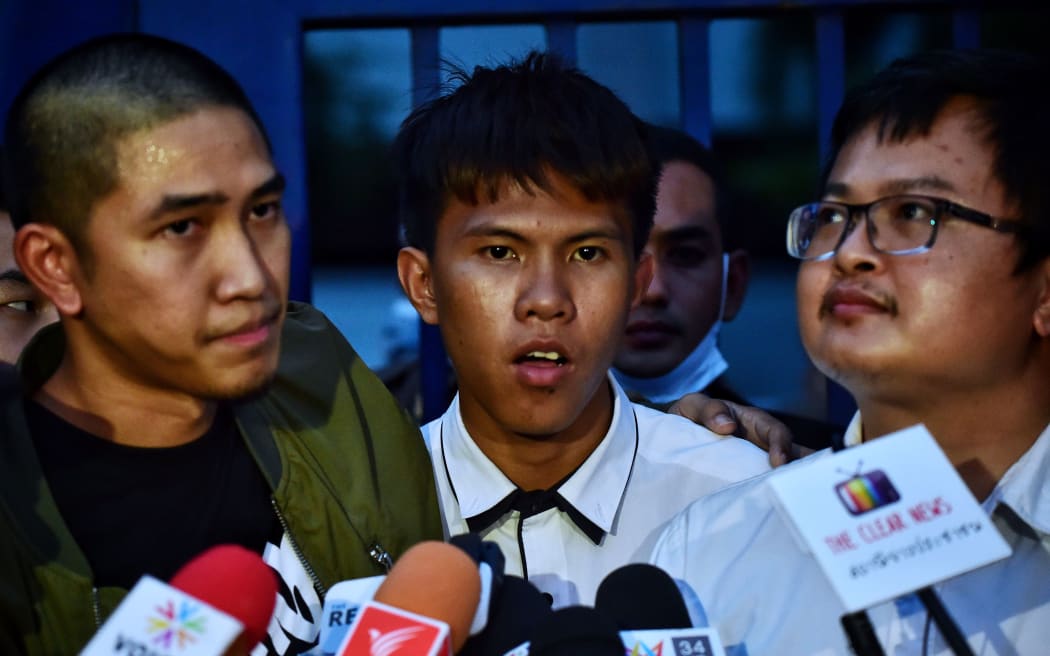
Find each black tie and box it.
[465,487,605,545]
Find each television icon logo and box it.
[835,468,900,516]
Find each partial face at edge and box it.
[403,173,647,442]
[614,160,723,378]
[0,213,57,364]
[70,106,290,399]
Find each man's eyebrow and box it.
[461,225,625,245]
[825,175,957,198]
[654,224,714,242]
[148,191,229,220]
[462,225,526,241]
[564,228,625,244]
[147,172,286,220]
[250,173,286,200]
[0,269,29,284]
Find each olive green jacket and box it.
[0,302,443,654]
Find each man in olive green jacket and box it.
[0,34,441,654]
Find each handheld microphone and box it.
[169,544,278,649]
[527,606,623,656]
[80,544,277,656]
[767,424,1010,656]
[458,575,552,656]
[593,564,727,656]
[318,575,386,655]
[333,541,482,656]
[594,563,691,631]
[447,532,504,636]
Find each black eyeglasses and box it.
[786,194,1028,261]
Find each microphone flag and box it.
[336,601,451,656]
[619,628,727,656]
[79,575,244,656]
[767,423,1011,613]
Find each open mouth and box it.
[517,350,568,366]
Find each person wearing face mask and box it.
[613,124,842,450]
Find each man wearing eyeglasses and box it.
[650,48,1050,655]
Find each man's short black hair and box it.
[3,33,269,254]
[643,123,731,247]
[394,51,655,257]
[825,48,1050,270]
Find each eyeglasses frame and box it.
[787,194,1029,261]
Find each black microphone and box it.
[594,563,692,631]
[527,606,624,656]
[459,575,553,656]
[840,610,886,656]
[447,533,553,656]
[917,587,975,656]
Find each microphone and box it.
[80,544,277,656]
[593,564,727,656]
[767,424,1010,656]
[458,575,553,656]
[527,606,624,656]
[321,535,517,656]
[594,563,691,631]
[446,533,554,656]
[333,541,482,656]
[447,532,505,636]
[169,544,278,649]
[317,575,386,655]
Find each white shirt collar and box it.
[987,421,1050,535]
[842,412,864,447]
[436,373,638,534]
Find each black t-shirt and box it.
[26,400,279,590]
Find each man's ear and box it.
[1033,257,1050,338]
[630,251,654,310]
[722,248,750,323]
[14,223,84,316]
[397,247,439,325]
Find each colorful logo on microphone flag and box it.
[834,468,900,516]
[147,599,206,649]
[626,640,663,656]
[620,629,725,656]
[337,601,451,656]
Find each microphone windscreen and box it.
[373,540,481,652]
[169,544,277,648]
[449,532,506,582]
[458,575,552,656]
[527,606,623,656]
[594,563,692,630]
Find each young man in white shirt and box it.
[651,48,1050,655]
[394,52,770,608]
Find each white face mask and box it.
[613,253,729,404]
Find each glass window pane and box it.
[440,24,546,82]
[577,21,680,127]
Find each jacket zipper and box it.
[271,497,327,598]
[91,586,102,629]
[368,542,394,572]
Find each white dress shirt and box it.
[422,375,770,608]
[651,414,1050,655]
